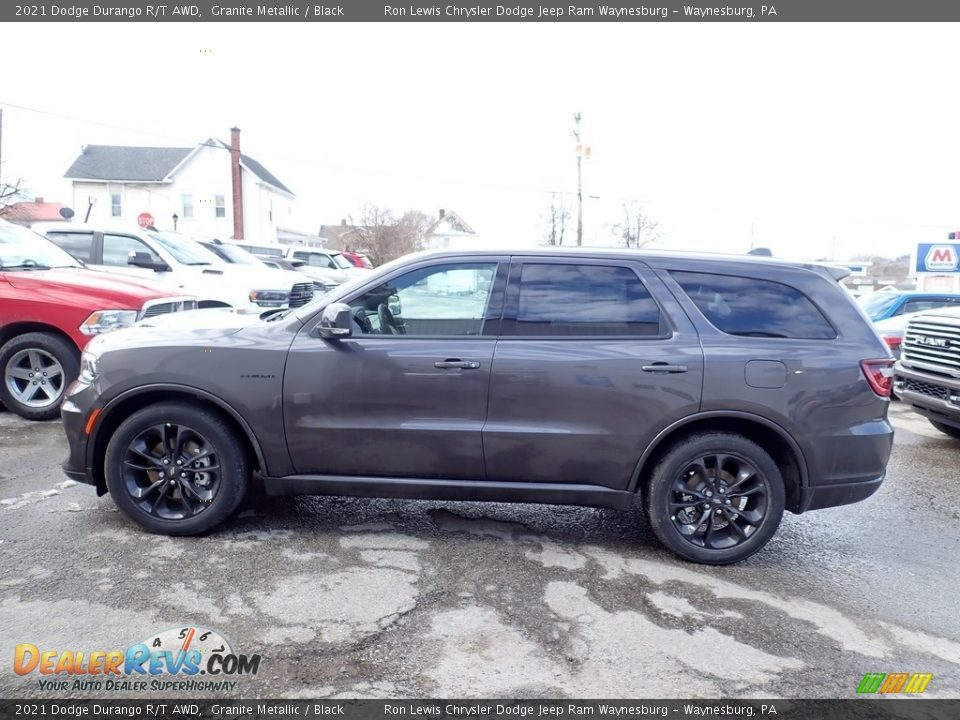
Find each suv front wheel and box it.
[645,432,785,565]
[104,403,250,535]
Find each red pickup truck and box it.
[0,220,195,420]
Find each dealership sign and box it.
[917,243,960,273]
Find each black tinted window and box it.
[514,264,661,336]
[672,271,835,339]
[46,231,94,263]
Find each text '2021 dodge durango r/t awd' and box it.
[61,249,895,564]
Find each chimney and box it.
[341,218,347,226]
[34,197,44,204]
[230,127,244,240]
[439,209,446,219]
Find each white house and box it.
[63,128,295,241]
[422,209,480,250]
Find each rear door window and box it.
[671,271,835,339]
[102,234,162,267]
[508,263,663,337]
[45,231,95,263]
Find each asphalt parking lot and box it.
[0,402,958,699]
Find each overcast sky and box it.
[3,22,959,261]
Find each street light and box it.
[83,195,97,223]
[172,213,179,231]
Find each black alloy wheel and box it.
[669,453,770,550]
[645,432,785,565]
[105,403,249,535]
[121,422,222,520]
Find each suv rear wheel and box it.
[104,403,249,535]
[645,432,785,565]
[0,332,79,421]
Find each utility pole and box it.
[572,113,590,246]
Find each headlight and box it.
[79,310,139,335]
[249,289,290,307]
[79,351,100,383]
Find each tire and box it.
[645,432,786,565]
[929,420,960,439]
[0,332,80,421]
[104,402,250,535]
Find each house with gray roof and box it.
[64,128,294,241]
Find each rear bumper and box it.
[798,417,892,513]
[799,475,884,512]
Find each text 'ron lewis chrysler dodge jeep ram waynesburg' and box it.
[61,249,895,564]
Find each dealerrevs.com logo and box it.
[14,626,261,692]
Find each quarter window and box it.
[672,271,835,339]
[512,263,662,336]
[46,231,95,263]
[349,262,498,336]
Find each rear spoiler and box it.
[815,265,851,281]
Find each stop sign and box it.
[137,212,155,229]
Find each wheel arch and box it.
[0,322,81,354]
[88,384,268,495]
[630,411,808,514]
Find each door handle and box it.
[641,363,688,374]
[434,359,481,370]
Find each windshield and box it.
[147,231,223,266]
[859,292,899,320]
[207,243,261,266]
[0,222,83,270]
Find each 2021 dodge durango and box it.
[61,249,895,564]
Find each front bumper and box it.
[60,384,98,489]
[894,362,960,430]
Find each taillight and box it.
[882,335,902,350]
[860,359,896,398]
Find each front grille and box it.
[902,318,960,377]
[288,282,314,308]
[902,377,950,401]
[139,297,199,320]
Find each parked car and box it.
[341,250,374,269]
[61,249,894,564]
[254,254,340,294]
[859,290,960,322]
[197,240,333,293]
[283,247,370,284]
[894,306,960,439]
[40,225,313,312]
[872,311,924,360]
[0,220,196,420]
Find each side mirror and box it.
[128,251,170,272]
[316,302,353,339]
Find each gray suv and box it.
[61,249,895,564]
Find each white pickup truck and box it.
[41,225,314,312]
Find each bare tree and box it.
[541,192,570,246]
[0,178,28,218]
[349,205,430,266]
[613,201,660,249]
